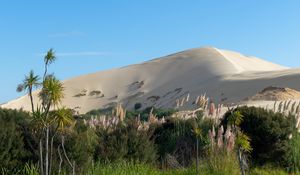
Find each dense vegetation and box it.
[1,105,299,174]
[1,49,299,175]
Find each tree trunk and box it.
[58,145,63,175]
[45,127,49,175]
[237,147,245,175]
[43,63,48,81]
[49,135,55,175]
[196,138,199,175]
[72,161,76,175]
[62,136,75,174]
[39,139,44,175]
[29,88,35,113]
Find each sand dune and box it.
[2,47,300,114]
[245,86,300,101]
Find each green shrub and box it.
[83,107,113,117]
[94,119,157,164]
[126,107,178,121]
[0,108,36,173]
[152,115,212,167]
[222,106,293,166]
[64,121,98,173]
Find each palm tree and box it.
[39,75,64,113]
[38,75,64,175]
[53,107,73,131]
[17,48,66,175]
[17,70,40,113]
[43,49,56,80]
[51,107,75,175]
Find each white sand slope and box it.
[2,47,300,114]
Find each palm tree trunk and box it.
[49,135,55,175]
[58,145,63,175]
[29,88,35,113]
[237,147,245,175]
[49,128,58,175]
[43,63,48,81]
[72,161,76,175]
[45,126,49,175]
[196,138,199,175]
[39,139,44,175]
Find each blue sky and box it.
[0,1,299,103]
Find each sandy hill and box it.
[246,86,300,101]
[2,47,300,114]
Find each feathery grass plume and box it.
[180,97,185,107]
[287,100,292,111]
[195,95,200,105]
[296,115,300,130]
[278,101,283,113]
[198,94,208,109]
[148,107,158,123]
[216,104,220,118]
[86,115,120,130]
[186,93,190,102]
[296,102,300,114]
[175,99,180,108]
[291,101,297,114]
[283,101,287,111]
[114,104,126,122]
[217,126,224,148]
[208,125,216,147]
[205,97,209,110]
[273,101,277,112]
[136,114,141,125]
[209,100,216,116]
[224,126,235,152]
[217,104,222,118]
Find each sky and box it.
[0,0,299,103]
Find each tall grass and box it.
[86,161,162,175]
[85,161,244,175]
[287,123,300,174]
[1,163,39,175]
[250,166,288,175]
[202,149,240,175]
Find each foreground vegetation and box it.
[1,49,300,174]
[1,105,299,175]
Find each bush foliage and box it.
[222,106,293,166]
[0,109,37,173]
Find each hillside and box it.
[2,47,300,114]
